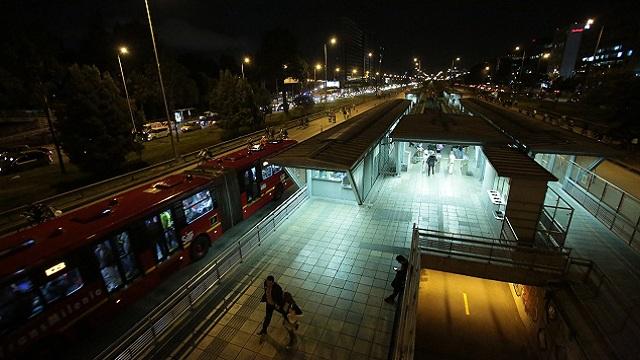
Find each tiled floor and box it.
[179,149,498,360]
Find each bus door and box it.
[215,171,242,228]
[136,209,180,267]
[238,164,260,206]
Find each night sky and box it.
[8,0,635,72]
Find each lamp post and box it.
[450,57,461,74]
[314,63,322,81]
[515,45,526,86]
[143,0,178,157]
[116,46,137,134]
[324,37,337,82]
[241,56,251,79]
[334,67,340,81]
[368,52,373,78]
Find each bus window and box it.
[262,164,273,180]
[182,189,215,224]
[0,277,44,333]
[144,210,179,263]
[242,166,259,202]
[39,268,83,304]
[93,240,123,293]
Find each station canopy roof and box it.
[391,110,511,145]
[461,98,622,157]
[483,145,557,181]
[268,99,412,171]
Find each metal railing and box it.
[389,224,420,360]
[540,154,640,251]
[94,187,309,360]
[417,228,572,276]
[566,257,640,356]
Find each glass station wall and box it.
[308,169,356,202]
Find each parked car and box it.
[146,127,170,141]
[180,121,202,133]
[0,149,53,175]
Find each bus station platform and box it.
[167,152,502,360]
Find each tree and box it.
[54,64,142,174]
[209,70,261,138]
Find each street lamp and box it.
[324,36,337,81]
[514,45,526,85]
[116,46,137,135]
[143,0,178,157]
[314,63,322,81]
[241,56,250,79]
[450,57,461,73]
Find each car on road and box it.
[180,121,202,133]
[145,127,170,141]
[0,149,53,175]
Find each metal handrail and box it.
[418,228,571,274]
[94,186,309,360]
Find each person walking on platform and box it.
[281,292,303,348]
[426,152,437,176]
[385,255,409,304]
[258,275,285,336]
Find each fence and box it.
[542,155,640,252]
[94,186,308,360]
[388,224,420,360]
[417,228,571,277]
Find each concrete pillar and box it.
[505,178,548,244]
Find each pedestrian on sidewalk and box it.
[258,275,285,336]
[385,255,409,304]
[281,292,303,348]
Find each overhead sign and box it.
[326,81,340,88]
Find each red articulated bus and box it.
[0,139,296,359]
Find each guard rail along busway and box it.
[389,224,420,360]
[94,186,309,360]
[0,97,362,235]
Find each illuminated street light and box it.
[143,0,178,157]
[116,46,137,134]
[542,53,551,59]
[324,36,337,81]
[450,56,461,73]
[485,66,490,71]
[241,56,251,79]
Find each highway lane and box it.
[415,270,534,360]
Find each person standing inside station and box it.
[426,152,437,176]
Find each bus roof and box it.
[0,174,211,278]
[200,139,297,171]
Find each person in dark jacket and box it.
[385,255,409,304]
[258,275,284,335]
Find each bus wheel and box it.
[273,184,284,201]
[190,236,210,261]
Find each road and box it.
[415,270,533,359]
